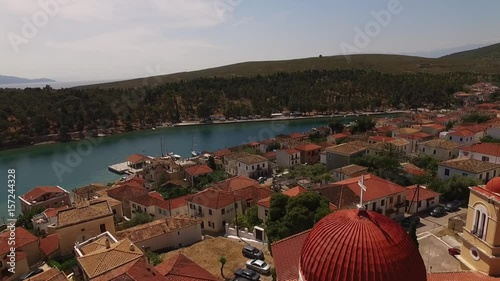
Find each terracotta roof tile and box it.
[257,186,306,208]
[44,205,70,218]
[420,139,462,150]
[439,157,500,173]
[186,188,237,209]
[369,136,394,142]
[271,230,310,281]
[21,186,67,202]
[460,142,500,157]
[93,257,165,281]
[107,184,149,202]
[401,163,426,176]
[280,148,300,155]
[77,238,143,279]
[312,185,360,209]
[295,143,322,152]
[0,227,37,255]
[155,252,219,281]
[56,201,112,228]
[39,233,60,256]
[184,165,213,177]
[448,129,475,137]
[73,183,108,200]
[333,164,368,177]
[237,154,268,165]
[325,141,369,155]
[332,174,406,202]
[406,185,440,202]
[130,192,190,210]
[127,154,149,163]
[115,216,200,243]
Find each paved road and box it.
[418,232,462,273]
[416,208,467,234]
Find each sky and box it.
[1,0,500,82]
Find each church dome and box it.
[299,209,426,281]
[485,177,500,194]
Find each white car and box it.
[245,259,271,274]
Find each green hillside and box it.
[441,42,500,61]
[76,51,500,89]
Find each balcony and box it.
[194,212,204,218]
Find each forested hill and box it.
[441,43,500,61]
[77,53,500,90]
[0,69,496,148]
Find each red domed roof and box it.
[485,177,500,194]
[299,209,426,281]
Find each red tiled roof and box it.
[93,257,166,281]
[422,124,446,130]
[186,188,237,209]
[39,233,60,256]
[457,124,488,133]
[289,132,307,139]
[375,125,398,133]
[155,253,218,281]
[184,165,213,177]
[406,185,440,202]
[271,230,310,281]
[401,163,426,176]
[233,185,272,204]
[448,129,475,137]
[212,148,232,158]
[130,192,191,211]
[460,142,500,157]
[333,174,407,201]
[300,209,426,281]
[331,133,349,138]
[281,148,300,155]
[397,132,433,140]
[295,143,322,152]
[263,151,276,159]
[0,227,38,255]
[127,154,149,163]
[44,205,69,218]
[212,176,259,192]
[21,186,66,201]
[3,251,27,262]
[427,272,500,281]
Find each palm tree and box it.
[219,256,227,280]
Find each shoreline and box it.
[0,111,406,153]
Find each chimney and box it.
[105,238,110,249]
[130,243,135,251]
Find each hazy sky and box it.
[1,0,499,82]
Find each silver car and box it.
[245,259,271,274]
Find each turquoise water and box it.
[0,114,398,217]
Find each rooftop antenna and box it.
[357,175,367,210]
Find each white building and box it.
[459,143,500,164]
[418,138,461,161]
[236,154,270,179]
[444,130,476,146]
[438,158,500,183]
[405,185,440,214]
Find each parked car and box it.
[444,200,462,212]
[258,177,266,184]
[430,206,447,217]
[242,245,264,260]
[19,268,43,280]
[401,216,420,227]
[448,247,461,256]
[246,259,271,274]
[235,268,260,281]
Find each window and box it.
[246,166,248,170]
[265,209,269,217]
[239,163,241,167]
[263,163,265,167]
[235,203,238,209]
[449,136,452,140]
[81,228,85,232]
[397,195,401,203]
[100,224,106,233]
[390,197,393,204]
[372,202,377,211]
[460,138,463,142]
[482,156,490,162]
[132,204,136,208]
[433,149,436,155]
[449,151,451,157]
[222,208,225,215]
[112,209,116,215]
[209,209,212,216]
[444,169,450,176]
[252,165,254,170]
[422,147,426,152]
[462,173,467,176]
[472,204,488,239]
[417,201,422,208]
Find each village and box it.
[2,82,500,281]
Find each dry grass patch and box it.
[161,236,274,280]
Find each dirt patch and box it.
[161,236,274,280]
[435,227,463,242]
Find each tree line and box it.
[1,69,493,147]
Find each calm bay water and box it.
[0,114,398,217]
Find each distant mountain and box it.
[441,42,500,61]
[0,75,55,85]
[403,43,492,58]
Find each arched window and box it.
[472,204,488,239]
